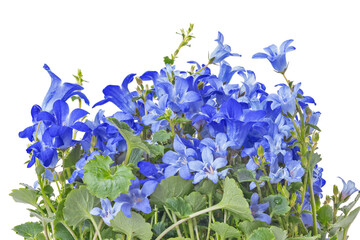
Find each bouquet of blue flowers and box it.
[11,24,360,240]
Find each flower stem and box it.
[156,205,221,240]
[92,219,103,240]
[89,216,102,240]
[307,169,318,236]
[188,217,195,240]
[61,221,78,240]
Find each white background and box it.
[1,0,360,239]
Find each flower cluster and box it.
[12,27,359,240]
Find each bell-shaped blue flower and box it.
[188,147,228,184]
[283,153,304,185]
[93,73,138,115]
[252,39,295,73]
[249,193,271,224]
[339,177,359,201]
[90,198,122,225]
[162,135,197,180]
[210,32,241,64]
[137,161,167,184]
[267,83,301,116]
[42,64,89,112]
[115,177,157,218]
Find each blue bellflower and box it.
[339,177,359,201]
[162,135,197,180]
[42,64,89,112]
[249,193,271,224]
[188,147,228,184]
[252,39,295,73]
[210,32,241,64]
[93,74,138,115]
[267,83,301,116]
[90,198,122,225]
[115,177,157,218]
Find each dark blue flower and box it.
[210,32,241,64]
[162,135,197,180]
[93,74,138,115]
[188,147,228,184]
[249,193,271,224]
[252,39,295,73]
[90,198,122,225]
[137,161,167,184]
[115,177,157,218]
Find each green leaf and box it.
[165,197,193,218]
[306,123,321,132]
[249,227,275,240]
[264,195,291,216]
[309,153,322,171]
[238,221,269,237]
[129,148,144,165]
[164,56,175,65]
[108,118,150,155]
[147,143,164,158]
[217,177,253,221]
[269,226,287,240]
[332,206,360,229]
[13,222,43,238]
[83,155,135,200]
[174,117,191,124]
[54,222,74,240]
[236,169,256,183]
[150,176,193,205]
[168,238,191,240]
[153,129,172,143]
[55,199,66,222]
[287,236,320,240]
[340,192,360,215]
[317,205,333,227]
[152,222,167,236]
[64,144,82,168]
[111,211,152,240]
[9,188,38,207]
[197,179,217,196]
[63,186,100,227]
[211,222,242,239]
[184,192,207,212]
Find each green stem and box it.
[307,169,318,236]
[168,118,176,138]
[194,63,211,75]
[123,147,132,165]
[61,221,78,240]
[89,216,102,240]
[92,219,103,240]
[172,212,183,238]
[193,218,200,240]
[206,193,213,240]
[156,205,221,240]
[188,217,195,240]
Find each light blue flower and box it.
[90,198,122,225]
[267,83,301,116]
[209,32,241,64]
[339,177,359,201]
[284,153,305,184]
[252,39,295,73]
[188,147,228,184]
[42,64,89,112]
[162,135,197,180]
[250,193,271,224]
